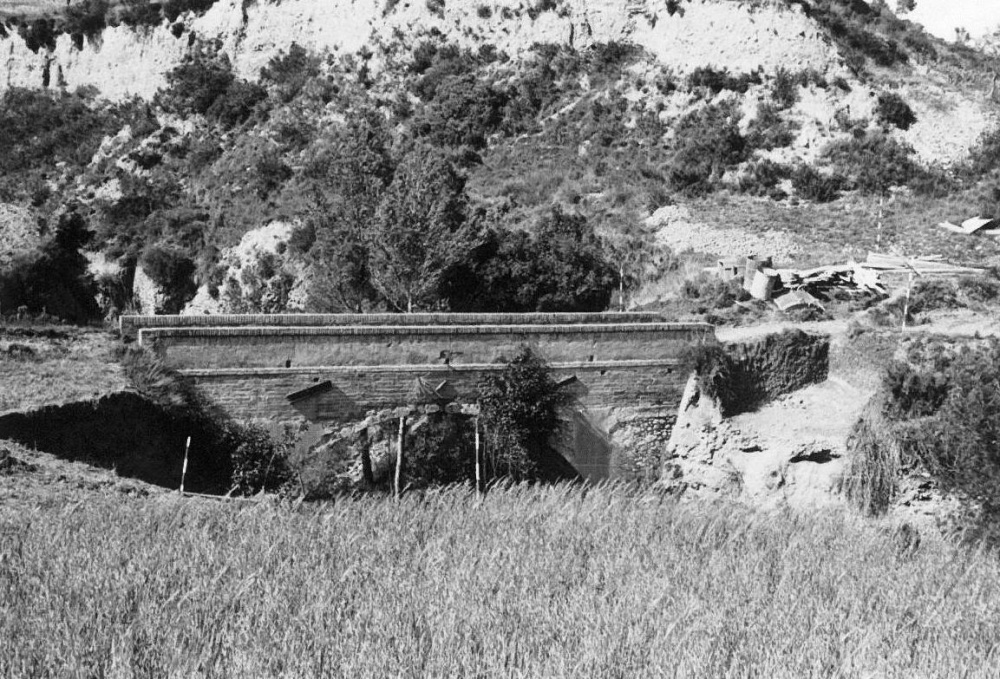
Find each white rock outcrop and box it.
[1,0,842,100]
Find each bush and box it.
[439,208,616,313]
[64,0,108,43]
[477,347,571,481]
[745,102,798,151]
[207,79,267,127]
[159,50,235,116]
[668,102,747,194]
[397,414,475,489]
[119,0,163,27]
[737,158,790,197]
[957,274,1000,304]
[426,0,445,18]
[260,43,322,103]
[846,339,1000,537]
[686,66,761,95]
[227,421,296,496]
[162,0,218,22]
[140,245,198,314]
[17,18,58,53]
[0,211,99,324]
[875,91,917,131]
[770,67,799,110]
[791,165,843,202]
[821,132,923,195]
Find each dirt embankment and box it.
[0,325,233,492]
[0,391,231,492]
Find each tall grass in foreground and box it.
[2,485,1000,678]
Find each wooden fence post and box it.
[394,417,406,498]
[474,416,482,494]
[359,428,373,486]
[179,436,191,494]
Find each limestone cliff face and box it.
[1,0,841,100]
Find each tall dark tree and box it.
[298,109,395,312]
[368,144,469,312]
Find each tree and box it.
[439,207,616,313]
[298,109,395,312]
[477,347,570,481]
[895,0,915,14]
[367,144,470,312]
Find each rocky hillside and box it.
[2,0,840,99]
[2,0,1000,320]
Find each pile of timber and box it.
[727,252,983,311]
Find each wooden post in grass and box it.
[179,436,191,494]
[394,417,405,498]
[359,427,374,487]
[474,416,482,494]
[902,272,914,332]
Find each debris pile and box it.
[719,252,983,311]
[938,217,1000,236]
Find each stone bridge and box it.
[123,313,716,480]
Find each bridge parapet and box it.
[131,314,716,481]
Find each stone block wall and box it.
[125,314,716,480]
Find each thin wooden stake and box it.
[902,272,913,333]
[394,417,405,498]
[474,416,482,494]
[179,436,191,493]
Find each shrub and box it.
[227,421,296,496]
[140,245,198,314]
[0,211,99,323]
[967,126,1000,176]
[875,91,917,131]
[477,346,570,481]
[680,272,742,312]
[162,0,218,22]
[17,18,57,53]
[737,158,791,197]
[119,0,163,27]
[476,4,492,18]
[821,131,922,195]
[845,339,1000,536]
[207,79,267,127]
[686,66,761,95]
[426,0,445,18]
[260,43,322,103]
[526,0,559,20]
[159,50,235,116]
[668,102,747,194]
[957,274,1000,304]
[791,165,843,202]
[745,102,798,151]
[439,208,616,313]
[64,0,108,43]
[770,67,799,110]
[397,414,475,489]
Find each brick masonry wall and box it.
[131,317,716,481]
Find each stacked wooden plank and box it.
[938,218,1000,236]
[862,252,984,276]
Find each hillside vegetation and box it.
[1,0,1000,320]
[2,483,999,677]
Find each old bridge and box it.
[122,313,716,480]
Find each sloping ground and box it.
[0,440,162,519]
[0,325,128,414]
[0,324,231,492]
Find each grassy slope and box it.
[0,326,127,415]
[1,483,998,677]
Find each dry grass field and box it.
[2,481,999,678]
